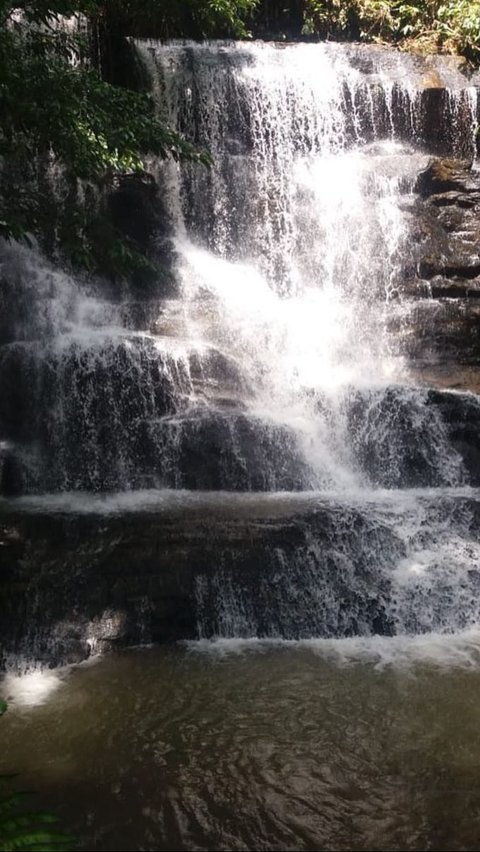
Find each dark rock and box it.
[416,158,477,198]
[397,298,480,378]
[0,336,186,491]
[418,259,480,281]
[426,388,480,485]
[408,365,480,396]
[155,411,314,491]
[108,175,158,253]
[0,500,403,668]
[402,275,480,299]
[3,486,480,669]
[429,191,480,209]
[188,347,250,405]
[0,332,306,492]
[107,173,179,296]
[418,91,478,158]
[0,448,22,497]
[397,157,480,389]
[345,385,474,488]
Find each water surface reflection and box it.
[2,644,480,851]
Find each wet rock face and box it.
[0,444,21,497]
[158,412,314,491]
[418,90,479,158]
[399,158,480,389]
[0,335,309,493]
[0,504,403,668]
[413,158,480,284]
[343,385,480,488]
[427,389,480,485]
[0,337,186,492]
[347,387,452,488]
[108,174,159,254]
[3,491,480,669]
[416,158,480,197]
[107,174,179,298]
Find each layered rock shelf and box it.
[2,490,480,668]
[400,158,480,392]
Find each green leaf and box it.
[0,794,33,818]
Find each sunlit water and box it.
[3,645,480,851]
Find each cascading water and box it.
[139,40,478,494]
[2,41,480,662]
[138,41,480,643]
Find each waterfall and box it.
[2,41,480,662]
[133,39,477,493]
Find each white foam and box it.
[1,669,63,708]
[186,629,480,670]
[6,485,478,515]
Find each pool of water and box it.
[2,641,480,851]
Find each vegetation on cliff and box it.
[96,0,258,39]
[303,1,480,60]
[0,1,257,278]
[0,0,479,280]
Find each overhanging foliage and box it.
[0,1,257,276]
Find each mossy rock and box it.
[416,158,474,197]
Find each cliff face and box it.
[397,158,480,392]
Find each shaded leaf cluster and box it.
[0,1,231,277]
[303,0,480,60]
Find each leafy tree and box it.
[98,0,258,39]
[0,1,256,276]
[303,1,480,59]
[0,2,203,269]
